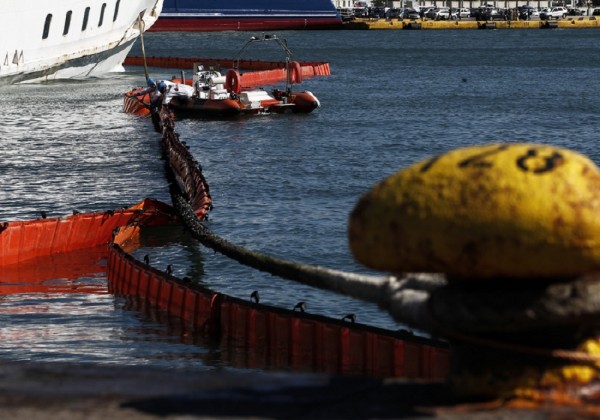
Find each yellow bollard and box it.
[349,143,600,280]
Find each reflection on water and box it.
[0,245,216,369]
[0,247,107,295]
[0,292,216,369]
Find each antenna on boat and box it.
[137,13,150,82]
[283,38,292,94]
[234,33,294,72]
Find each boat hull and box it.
[124,89,319,118]
[150,0,341,31]
[150,17,342,32]
[166,92,319,117]
[123,89,152,117]
[287,92,321,114]
[0,0,164,84]
[4,38,137,85]
[169,96,242,118]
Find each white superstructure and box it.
[0,0,163,84]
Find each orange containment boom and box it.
[0,199,177,296]
[108,229,449,379]
[124,56,331,88]
[0,199,177,268]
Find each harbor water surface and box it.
[1,29,600,370]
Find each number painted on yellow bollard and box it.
[515,148,564,174]
[457,144,508,169]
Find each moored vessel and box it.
[150,0,342,32]
[0,0,164,84]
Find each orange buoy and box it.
[291,61,303,84]
[225,70,241,94]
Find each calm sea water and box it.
[1,28,600,369]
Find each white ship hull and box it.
[0,0,163,84]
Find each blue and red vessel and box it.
[149,0,342,31]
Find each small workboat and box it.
[123,34,321,118]
[167,62,320,117]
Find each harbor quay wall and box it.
[343,15,600,28]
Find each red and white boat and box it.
[123,34,321,118]
[167,63,320,117]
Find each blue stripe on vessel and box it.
[162,0,339,15]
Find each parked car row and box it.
[338,5,594,21]
[423,6,511,21]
